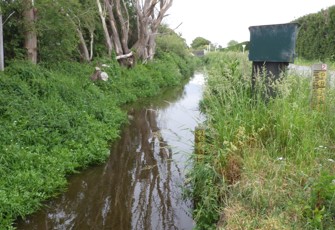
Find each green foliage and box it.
[189,156,222,230]
[1,0,84,62]
[1,0,185,64]
[0,52,195,228]
[191,52,335,229]
[156,26,197,77]
[1,0,26,62]
[227,40,238,47]
[305,172,335,229]
[157,51,196,79]
[294,6,335,62]
[191,37,211,50]
[0,60,126,228]
[156,25,189,58]
[36,0,88,62]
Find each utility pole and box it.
[0,13,4,71]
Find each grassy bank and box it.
[0,53,195,229]
[190,52,335,229]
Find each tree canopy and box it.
[190,37,210,50]
[156,24,189,58]
[0,0,174,65]
[294,5,335,61]
[227,40,238,47]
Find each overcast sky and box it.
[165,0,334,47]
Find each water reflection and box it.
[16,73,205,230]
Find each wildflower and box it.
[315,145,328,150]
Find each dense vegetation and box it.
[0,0,196,226]
[2,0,335,229]
[294,5,335,62]
[190,52,335,229]
[1,0,173,64]
[0,48,195,229]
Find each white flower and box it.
[315,145,328,150]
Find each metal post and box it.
[242,44,246,53]
[0,15,4,71]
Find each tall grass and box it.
[190,52,335,229]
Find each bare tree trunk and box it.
[64,10,94,62]
[133,0,152,60]
[147,33,156,60]
[114,0,130,54]
[96,0,113,56]
[77,29,90,61]
[89,31,94,60]
[133,0,173,61]
[135,14,149,60]
[95,0,171,65]
[103,0,134,67]
[23,0,37,64]
[105,0,123,56]
[82,31,94,62]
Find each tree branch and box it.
[116,51,133,60]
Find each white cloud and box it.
[165,0,334,47]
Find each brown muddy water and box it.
[16,73,205,230]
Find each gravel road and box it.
[288,64,335,87]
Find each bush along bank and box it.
[0,52,196,229]
[190,52,335,229]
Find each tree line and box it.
[294,5,335,62]
[1,0,173,66]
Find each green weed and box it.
[0,52,195,229]
[304,171,335,229]
[191,52,335,229]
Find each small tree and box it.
[191,37,210,50]
[36,0,79,62]
[156,24,188,58]
[96,0,173,66]
[133,0,173,61]
[227,40,238,47]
